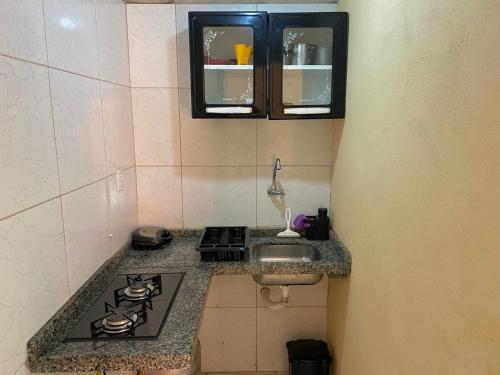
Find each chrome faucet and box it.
[267,158,285,196]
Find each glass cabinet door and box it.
[269,13,348,119]
[189,12,267,118]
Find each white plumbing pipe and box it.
[260,286,290,310]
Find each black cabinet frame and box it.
[189,12,268,118]
[268,12,348,119]
[188,11,348,119]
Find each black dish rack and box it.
[196,226,249,262]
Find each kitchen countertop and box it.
[27,229,351,372]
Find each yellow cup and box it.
[233,44,253,65]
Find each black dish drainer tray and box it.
[196,226,249,262]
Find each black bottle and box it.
[305,208,330,241]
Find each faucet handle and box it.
[275,158,281,170]
[268,186,285,196]
[268,157,285,196]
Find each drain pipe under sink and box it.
[260,286,290,310]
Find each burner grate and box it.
[114,274,163,305]
[90,300,150,337]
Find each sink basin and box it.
[252,244,323,285]
[253,244,321,263]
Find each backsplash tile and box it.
[0,56,60,220]
[257,166,331,227]
[137,166,183,228]
[107,167,138,253]
[0,0,47,64]
[96,0,131,86]
[50,69,106,193]
[127,4,178,88]
[179,89,257,166]
[62,179,111,294]
[132,88,181,166]
[0,199,69,375]
[257,119,334,166]
[182,167,257,227]
[43,0,100,78]
[101,81,136,174]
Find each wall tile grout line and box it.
[174,4,186,229]
[124,3,140,228]
[40,0,73,302]
[0,52,132,89]
[93,0,113,257]
[0,167,135,224]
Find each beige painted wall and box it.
[327,0,500,374]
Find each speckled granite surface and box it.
[28,229,351,372]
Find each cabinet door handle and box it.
[284,107,331,115]
[206,107,253,114]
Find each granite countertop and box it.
[27,229,351,372]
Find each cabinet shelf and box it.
[284,65,332,70]
[204,64,253,70]
[204,64,332,71]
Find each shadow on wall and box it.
[328,276,351,375]
[328,118,347,375]
[331,119,345,177]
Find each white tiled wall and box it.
[50,69,106,193]
[132,88,181,166]
[200,275,328,372]
[128,3,337,229]
[61,180,112,294]
[0,200,68,375]
[44,0,100,78]
[127,4,178,88]
[0,56,60,219]
[96,0,131,86]
[136,166,183,228]
[0,1,137,374]
[182,167,257,227]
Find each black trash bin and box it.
[286,339,332,375]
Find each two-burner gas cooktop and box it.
[65,273,184,341]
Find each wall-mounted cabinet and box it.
[189,11,348,120]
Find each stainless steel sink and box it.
[253,244,320,263]
[252,244,323,285]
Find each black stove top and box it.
[65,273,184,341]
